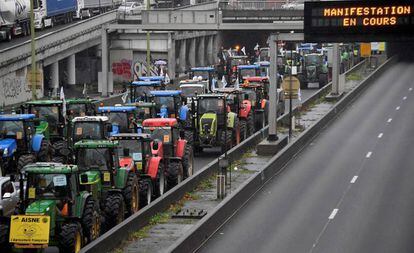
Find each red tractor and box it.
[142,118,194,190]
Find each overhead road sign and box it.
[304,0,414,42]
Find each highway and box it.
[199,62,414,253]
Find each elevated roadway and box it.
[199,62,414,253]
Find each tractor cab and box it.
[242,76,269,99]
[237,65,260,83]
[24,100,65,137]
[228,55,249,82]
[189,67,216,92]
[98,105,138,134]
[254,61,270,77]
[301,53,328,89]
[142,118,180,159]
[66,98,97,121]
[179,82,207,105]
[0,114,40,176]
[71,116,111,143]
[149,90,183,119]
[125,101,157,127]
[128,80,162,103]
[8,162,99,251]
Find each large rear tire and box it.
[53,140,71,163]
[0,220,10,251]
[239,120,247,141]
[123,173,140,216]
[103,193,125,231]
[58,222,83,253]
[139,178,153,207]
[155,163,167,197]
[247,113,255,136]
[82,198,101,244]
[17,154,36,172]
[182,146,194,179]
[166,161,183,190]
[184,130,194,148]
[38,139,53,162]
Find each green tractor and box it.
[71,116,112,144]
[301,53,329,89]
[125,101,157,132]
[110,133,166,207]
[66,98,97,121]
[74,140,139,230]
[190,94,239,153]
[2,163,101,252]
[24,100,71,162]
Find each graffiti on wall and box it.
[112,59,132,80]
[111,59,165,82]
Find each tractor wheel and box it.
[240,120,247,141]
[82,198,101,243]
[58,222,83,253]
[123,173,140,216]
[17,154,36,172]
[182,145,194,179]
[247,113,255,136]
[166,161,183,190]
[155,163,167,197]
[319,73,328,88]
[0,220,11,251]
[38,140,53,162]
[220,130,233,153]
[103,193,125,231]
[53,140,71,162]
[139,179,152,207]
[184,130,194,148]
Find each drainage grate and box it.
[172,208,207,219]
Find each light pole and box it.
[30,0,37,100]
[146,0,151,76]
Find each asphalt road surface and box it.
[199,62,414,253]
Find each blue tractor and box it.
[128,80,162,103]
[237,65,261,84]
[98,105,140,135]
[0,114,52,176]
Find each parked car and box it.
[117,1,144,14]
[0,177,19,217]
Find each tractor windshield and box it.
[76,148,111,171]
[67,104,87,118]
[0,120,24,137]
[191,71,209,80]
[104,112,129,132]
[239,68,257,77]
[131,86,154,102]
[144,127,171,144]
[117,139,142,159]
[153,97,175,114]
[27,173,71,199]
[32,105,60,134]
[181,86,204,97]
[305,55,322,66]
[198,98,225,115]
[231,58,247,66]
[73,122,103,142]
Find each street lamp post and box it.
[30,0,37,100]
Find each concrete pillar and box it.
[207,36,214,65]
[51,61,59,94]
[167,33,176,80]
[101,27,108,96]
[189,38,196,68]
[331,43,340,95]
[197,37,205,66]
[67,54,76,85]
[179,39,186,73]
[268,34,278,141]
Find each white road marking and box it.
[378,133,383,138]
[350,176,358,184]
[387,118,392,123]
[366,152,372,158]
[403,96,407,100]
[396,106,400,110]
[328,209,339,220]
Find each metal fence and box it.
[218,0,305,10]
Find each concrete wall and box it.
[0,65,43,106]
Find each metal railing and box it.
[219,0,288,10]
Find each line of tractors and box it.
[0,61,288,252]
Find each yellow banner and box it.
[9,215,50,245]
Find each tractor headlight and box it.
[3,148,8,156]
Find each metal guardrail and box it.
[219,0,290,10]
[0,10,117,68]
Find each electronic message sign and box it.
[304,0,414,42]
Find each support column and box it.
[268,34,278,141]
[167,33,176,80]
[67,54,76,85]
[179,39,186,73]
[51,61,59,95]
[197,37,205,66]
[331,43,340,95]
[207,36,214,65]
[100,27,108,97]
[189,38,196,68]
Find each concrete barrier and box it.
[167,56,397,253]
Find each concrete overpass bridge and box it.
[0,0,305,105]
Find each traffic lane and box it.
[198,63,412,253]
[314,72,414,253]
[0,21,81,51]
[194,148,221,172]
